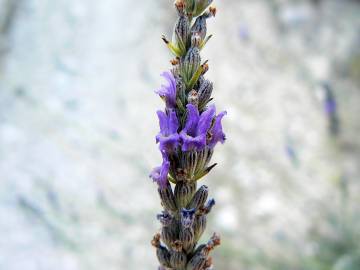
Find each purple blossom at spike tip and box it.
[156,110,180,153]
[207,110,227,149]
[149,152,170,188]
[180,104,215,151]
[155,71,177,109]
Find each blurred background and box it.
[0,0,360,269]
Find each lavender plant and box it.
[149,1,226,269]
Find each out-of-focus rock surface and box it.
[0,0,360,269]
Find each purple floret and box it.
[155,71,177,109]
[207,110,227,148]
[149,152,170,188]
[180,104,215,151]
[156,110,180,152]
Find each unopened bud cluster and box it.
[150,1,226,269]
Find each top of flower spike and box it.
[176,0,215,17]
[150,0,226,188]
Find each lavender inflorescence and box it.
[150,1,225,269]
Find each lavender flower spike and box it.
[156,110,180,153]
[180,104,215,151]
[155,71,177,109]
[150,1,224,269]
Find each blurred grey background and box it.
[1,0,360,269]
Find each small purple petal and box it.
[157,110,168,135]
[168,110,179,134]
[197,105,216,135]
[161,72,176,92]
[149,153,170,188]
[208,111,227,148]
[157,133,180,153]
[180,132,206,151]
[155,71,177,109]
[180,104,216,151]
[156,110,180,153]
[184,104,200,135]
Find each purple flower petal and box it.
[156,110,180,153]
[155,71,177,109]
[157,133,180,152]
[168,110,179,134]
[180,104,215,151]
[197,104,216,135]
[149,152,170,188]
[183,104,199,135]
[157,110,168,136]
[207,110,227,148]
[180,131,206,151]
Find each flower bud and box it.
[157,246,171,268]
[176,75,186,90]
[152,233,172,267]
[191,15,207,41]
[202,198,215,214]
[182,149,214,180]
[181,208,196,228]
[196,75,205,88]
[175,74,186,102]
[175,182,197,208]
[187,185,208,210]
[193,214,207,242]
[174,15,190,48]
[192,243,206,255]
[182,150,197,179]
[186,252,207,270]
[161,225,178,248]
[180,227,195,252]
[158,183,177,212]
[170,245,187,269]
[187,90,199,107]
[198,79,213,108]
[184,47,201,80]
